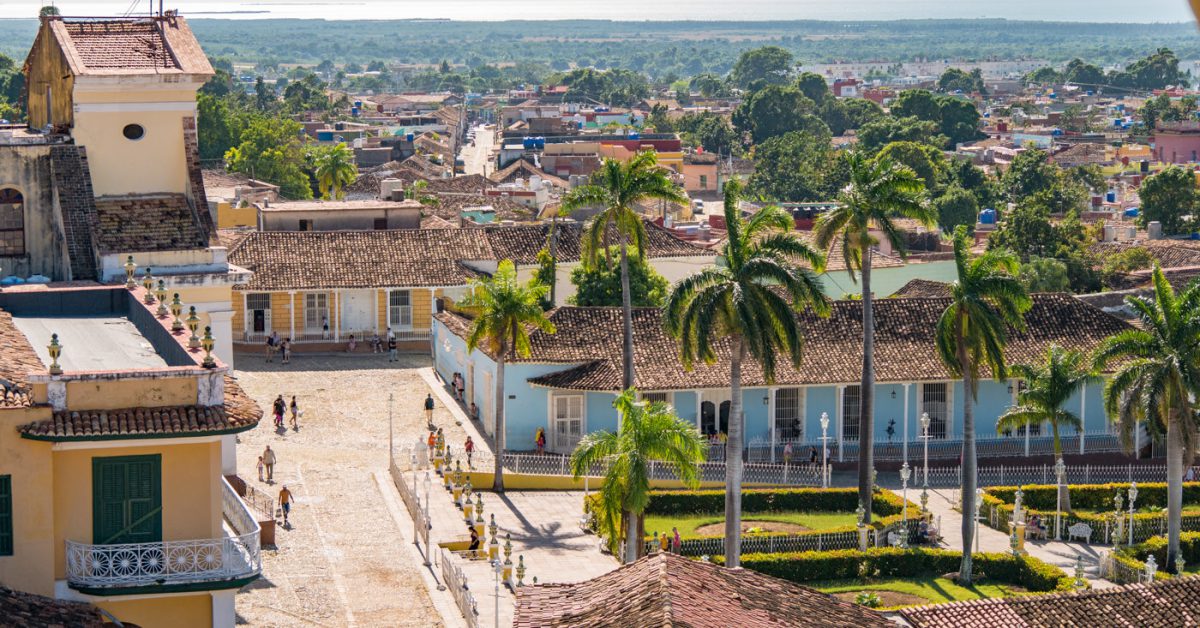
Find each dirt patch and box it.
[693,519,810,536]
[833,590,928,608]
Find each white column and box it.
[334,290,341,342]
[695,389,702,432]
[836,385,844,462]
[211,590,236,628]
[384,288,391,332]
[207,309,235,369]
[220,434,237,476]
[288,291,296,340]
[242,291,249,337]
[374,288,380,334]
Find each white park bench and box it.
[1068,522,1093,544]
[887,531,903,547]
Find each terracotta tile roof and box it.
[228,229,492,290]
[0,310,42,408]
[439,293,1131,391]
[515,552,893,628]
[892,278,952,298]
[425,194,537,224]
[488,158,569,188]
[49,16,213,77]
[18,376,261,441]
[484,221,707,265]
[0,585,103,628]
[423,174,494,194]
[93,194,208,254]
[901,575,1200,628]
[1091,239,1200,270]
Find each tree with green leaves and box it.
[570,389,707,563]
[730,46,794,90]
[460,260,556,492]
[311,142,358,200]
[666,180,830,567]
[876,141,947,191]
[1018,257,1071,293]
[1063,59,1104,86]
[795,72,830,103]
[998,345,1096,511]
[935,226,1031,583]
[1139,165,1198,236]
[747,129,840,202]
[224,115,312,199]
[932,185,979,234]
[569,247,669,307]
[938,67,986,94]
[732,84,825,144]
[1094,267,1200,574]
[562,152,687,390]
[814,152,934,522]
[856,116,946,153]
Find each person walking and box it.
[455,375,465,403]
[427,429,437,459]
[256,455,265,482]
[387,336,398,362]
[322,316,329,339]
[672,527,681,553]
[278,485,294,525]
[424,393,435,427]
[262,445,277,481]
[386,327,395,342]
[281,338,291,365]
[535,428,546,454]
[273,395,285,429]
[289,395,300,430]
[465,436,475,469]
[265,334,275,362]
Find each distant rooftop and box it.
[12,315,168,372]
[258,199,424,213]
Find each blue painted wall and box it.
[587,392,619,435]
[743,387,771,443]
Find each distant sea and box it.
[1,0,1194,22]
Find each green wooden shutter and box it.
[0,475,11,556]
[92,455,162,545]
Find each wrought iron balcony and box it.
[65,478,261,592]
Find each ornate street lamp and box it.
[1054,457,1067,540]
[919,412,931,487]
[819,412,831,488]
[1128,482,1138,546]
[900,462,911,548]
[1145,554,1158,583]
[1113,492,1124,548]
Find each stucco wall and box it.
[98,591,213,628]
[0,406,56,596]
[0,144,69,279]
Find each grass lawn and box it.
[644,511,857,538]
[815,577,1029,609]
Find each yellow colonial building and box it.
[2,13,242,364]
[0,281,262,627]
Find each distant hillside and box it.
[0,19,1196,79]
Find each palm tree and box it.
[935,226,1031,583]
[459,260,556,492]
[313,142,358,200]
[1094,267,1200,574]
[813,151,934,522]
[665,180,830,567]
[561,152,687,389]
[570,388,707,563]
[997,345,1098,511]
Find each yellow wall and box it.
[98,592,212,628]
[238,288,441,340]
[52,442,222,578]
[24,21,75,129]
[216,201,257,229]
[65,376,198,411]
[72,109,192,197]
[0,407,56,596]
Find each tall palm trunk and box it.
[1051,424,1071,512]
[725,336,745,567]
[625,509,640,564]
[493,354,506,492]
[958,332,976,584]
[1167,409,1184,573]
[618,231,635,390]
[858,247,876,522]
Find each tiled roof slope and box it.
[0,310,43,408]
[50,16,213,76]
[18,377,261,441]
[50,145,100,280]
[1091,239,1200,270]
[514,551,893,628]
[485,221,706,265]
[892,278,952,298]
[900,575,1200,628]
[93,194,208,253]
[439,294,1132,391]
[228,229,492,290]
[0,586,103,628]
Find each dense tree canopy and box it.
[747,130,843,202]
[1139,165,1199,236]
[938,67,986,94]
[568,248,669,307]
[732,84,827,144]
[730,46,794,89]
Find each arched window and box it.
[0,188,23,256]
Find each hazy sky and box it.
[3,0,1195,22]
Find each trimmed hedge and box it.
[986,482,1200,512]
[1120,531,1200,577]
[713,547,1077,593]
[644,487,907,517]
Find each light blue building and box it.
[432,293,1134,462]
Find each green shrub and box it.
[714,547,1076,592]
[644,487,910,518]
[986,482,1200,512]
[855,591,882,608]
[1121,531,1200,574]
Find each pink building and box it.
[1154,124,1200,164]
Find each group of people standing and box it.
[264,331,292,364]
[272,394,301,430]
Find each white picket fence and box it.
[920,464,1180,489]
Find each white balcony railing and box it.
[65,478,261,590]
